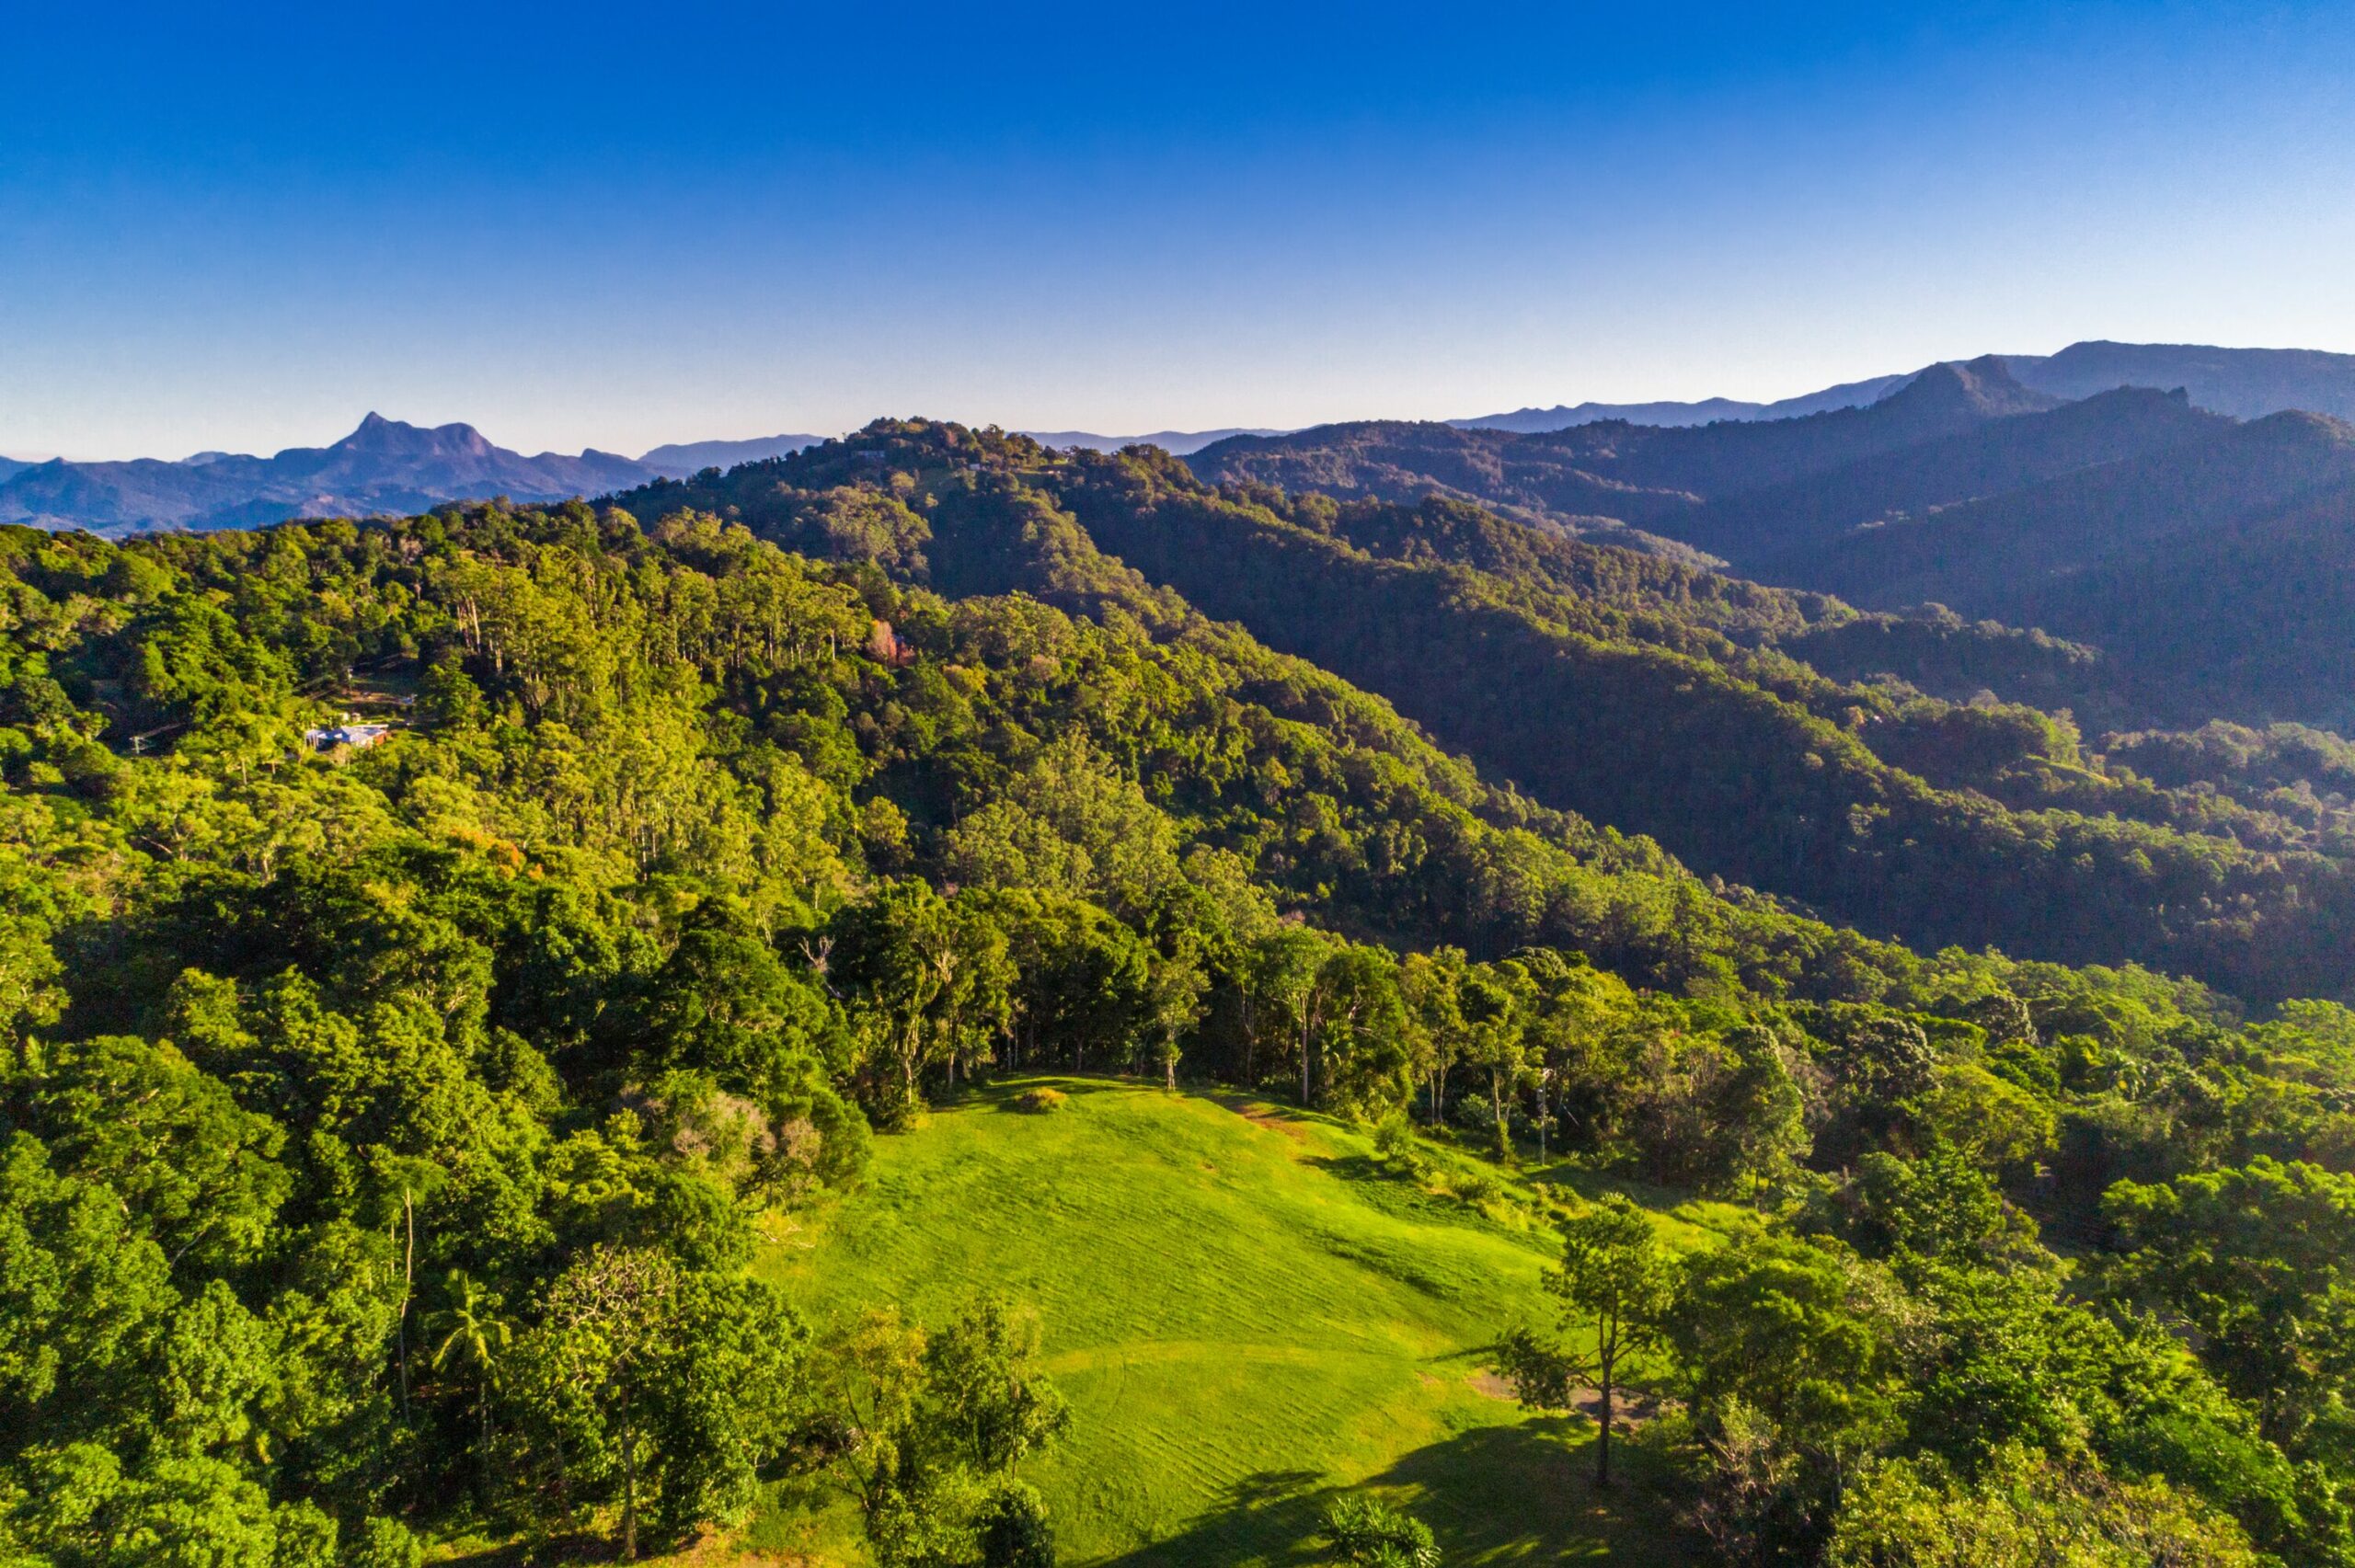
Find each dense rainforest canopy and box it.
[3,418,2353,1565]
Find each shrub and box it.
[1450,1170,1503,1207]
[1013,1087,1069,1114]
[1322,1493,1441,1566]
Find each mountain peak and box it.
[1882,356,2059,421]
[330,413,498,462]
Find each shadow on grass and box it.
[425,1527,622,1564]
[945,1073,1134,1111]
[1092,1469,1335,1567]
[1302,1150,1400,1185]
[1094,1422,1677,1567]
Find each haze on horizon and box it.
[7,1,2355,461]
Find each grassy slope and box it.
[753,1078,1717,1566]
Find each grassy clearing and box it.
[752,1077,1713,1565]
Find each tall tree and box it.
[1495,1194,1674,1487]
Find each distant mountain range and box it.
[1455,372,1916,432]
[1020,428,1286,455]
[639,433,822,472]
[14,339,2355,537]
[1453,339,2355,431]
[0,417,821,535]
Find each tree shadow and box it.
[1302,1150,1400,1185]
[965,1073,1133,1110]
[423,1526,623,1565]
[1090,1468,1337,1567]
[1088,1421,1680,1567]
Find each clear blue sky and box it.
[6,1,2355,459]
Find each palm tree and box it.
[428,1269,511,1450]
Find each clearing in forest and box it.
[752,1077,1712,1565]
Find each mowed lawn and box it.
[754,1077,1696,1566]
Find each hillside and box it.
[1022,429,1288,455]
[0,420,827,534]
[1688,385,2227,566]
[637,425,2355,1000]
[757,1077,1706,1565]
[1778,409,2355,613]
[1189,374,2355,731]
[2005,477,2355,729]
[6,477,2353,1568]
[1452,371,1913,431]
[640,433,824,472]
[1190,358,2058,544]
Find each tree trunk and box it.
[621,1426,639,1560]
[1596,1359,1614,1488]
[396,1190,416,1419]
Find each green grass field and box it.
[752,1077,1720,1566]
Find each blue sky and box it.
[6,1,2355,458]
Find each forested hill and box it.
[1189,356,2058,538]
[622,424,2355,1003]
[1187,378,2355,732]
[8,466,2355,1565]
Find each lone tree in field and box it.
[1493,1194,1673,1487]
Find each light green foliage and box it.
[812,1297,1068,1568]
[768,1078,1692,1565]
[2106,1158,2355,1448]
[1321,1493,1441,1567]
[1676,1230,1909,1442]
[9,1035,291,1271]
[503,1245,807,1556]
[1828,1445,2260,1567]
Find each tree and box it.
[2104,1158,2355,1448]
[635,901,833,1102]
[1458,964,1528,1152]
[427,1269,511,1452]
[6,1034,292,1274]
[1308,945,1411,1117]
[1244,927,1337,1103]
[1140,944,1208,1091]
[516,1246,677,1559]
[1664,1228,1908,1553]
[817,1298,1069,1568]
[1494,1194,1673,1487]
[1398,949,1465,1128]
[832,885,1015,1116]
[506,1246,807,1558]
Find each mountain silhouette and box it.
[1453,340,2355,432]
[0,415,661,534]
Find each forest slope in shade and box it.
[3,433,2354,1566]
